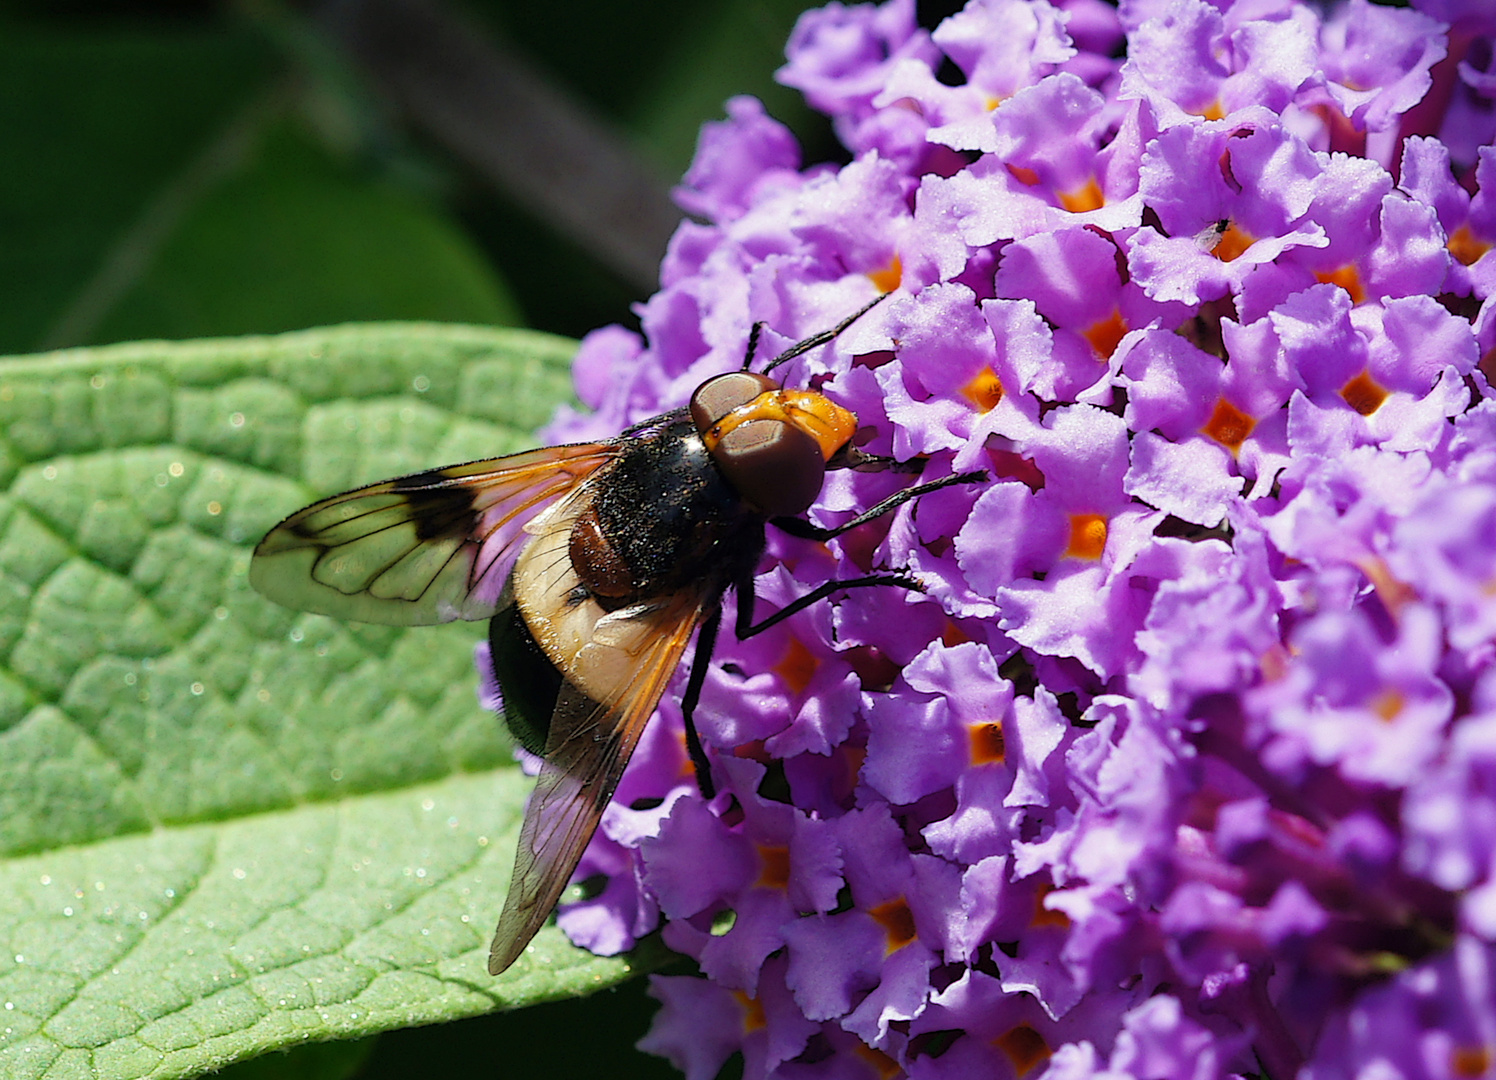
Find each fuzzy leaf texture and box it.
[0,324,654,1079]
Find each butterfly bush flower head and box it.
[473,0,1496,1075]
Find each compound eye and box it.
[716,419,826,517]
[690,371,779,434]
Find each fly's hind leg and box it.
[678,607,722,798]
[677,570,922,800]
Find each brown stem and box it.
[312,0,681,289]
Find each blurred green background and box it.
[0,0,958,1076]
[0,0,853,359]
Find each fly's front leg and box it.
[771,470,987,544]
[826,445,927,474]
[752,470,984,631]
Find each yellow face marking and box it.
[701,389,857,462]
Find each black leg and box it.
[740,573,923,639]
[680,606,723,798]
[761,293,890,375]
[732,566,759,641]
[740,321,768,371]
[771,470,987,543]
[827,445,928,474]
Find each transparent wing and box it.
[487,587,709,975]
[249,443,618,625]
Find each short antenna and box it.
[749,292,892,376]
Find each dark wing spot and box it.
[391,469,481,542]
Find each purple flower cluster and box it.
[477,0,1496,1075]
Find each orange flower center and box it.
[870,897,917,952]
[962,366,1004,411]
[994,1024,1051,1076]
[1340,369,1389,416]
[1065,513,1109,560]
[1201,397,1256,452]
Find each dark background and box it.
[0,1,959,1076]
[0,0,867,356]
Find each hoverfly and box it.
[250,294,981,974]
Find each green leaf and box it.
[0,324,655,1080]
